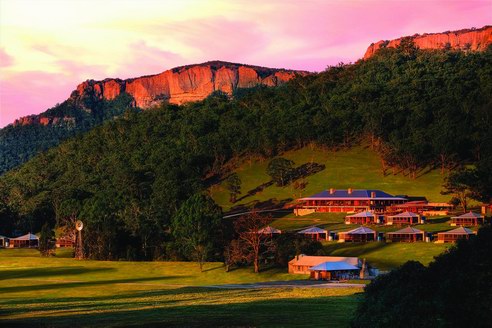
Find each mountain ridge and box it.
[70,61,306,110]
[364,25,492,59]
[11,61,306,127]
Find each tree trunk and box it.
[254,257,259,273]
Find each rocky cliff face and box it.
[71,61,306,109]
[364,25,492,59]
[12,61,305,127]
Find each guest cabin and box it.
[338,226,377,243]
[295,189,406,215]
[297,227,329,241]
[386,226,425,242]
[9,233,39,248]
[436,227,475,243]
[345,211,384,225]
[386,211,423,225]
[450,212,483,226]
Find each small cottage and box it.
[338,226,377,242]
[386,226,425,242]
[436,227,475,243]
[450,212,483,226]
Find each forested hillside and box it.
[1,44,491,260]
[0,93,136,174]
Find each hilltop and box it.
[364,25,492,59]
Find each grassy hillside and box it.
[321,242,449,270]
[0,250,360,327]
[211,145,448,211]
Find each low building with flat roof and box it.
[288,255,361,274]
[309,261,361,280]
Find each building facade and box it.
[296,189,407,215]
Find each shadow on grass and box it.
[0,266,115,281]
[0,293,361,328]
[0,276,192,294]
[1,286,229,312]
[201,264,225,272]
[228,198,293,214]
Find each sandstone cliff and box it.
[12,61,305,127]
[364,25,492,59]
[71,61,306,109]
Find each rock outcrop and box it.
[364,25,492,59]
[71,61,306,109]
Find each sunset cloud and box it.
[0,0,491,126]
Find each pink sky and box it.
[0,0,491,127]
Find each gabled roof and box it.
[10,233,39,241]
[309,261,360,271]
[387,226,424,234]
[438,227,475,235]
[388,211,419,218]
[298,227,327,234]
[299,189,406,201]
[289,255,360,267]
[341,226,376,235]
[346,211,375,218]
[257,226,282,234]
[451,211,483,219]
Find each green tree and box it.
[267,157,295,186]
[441,168,478,212]
[38,222,55,256]
[225,173,241,203]
[232,211,274,273]
[171,193,222,271]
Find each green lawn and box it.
[0,250,361,327]
[211,145,450,211]
[322,242,450,271]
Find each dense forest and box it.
[0,93,136,174]
[0,43,491,260]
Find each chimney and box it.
[348,188,353,194]
[371,191,376,198]
[329,188,335,194]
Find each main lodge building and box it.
[295,188,407,215]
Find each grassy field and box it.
[321,242,450,270]
[0,249,361,327]
[211,145,449,211]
